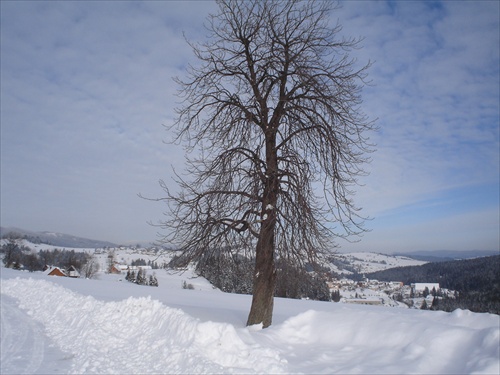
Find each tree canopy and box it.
[158,0,375,327]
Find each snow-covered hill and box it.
[0,227,117,248]
[3,236,428,276]
[328,252,428,275]
[1,264,499,374]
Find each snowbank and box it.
[1,270,499,374]
[1,278,285,374]
[270,308,499,374]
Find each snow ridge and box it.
[1,271,499,374]
[271,309,499,374]
[1,278,286,374]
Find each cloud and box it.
[1,1,498,250]
[340,1,499,219]
[0,1,216,242]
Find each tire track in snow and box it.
[0,295,72,375]
[1,279,287,374]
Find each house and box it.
[389,281,404,288]
[67,265,80,278]
[326,281,338,290]
[109,265,122,274]
[46,266,66,277]
[110,264,128,274]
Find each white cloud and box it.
[341,1,499,221]
[1,1,498,250]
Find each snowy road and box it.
[0,295,72,375]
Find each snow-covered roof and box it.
[45,266,66,277]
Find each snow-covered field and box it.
[1,266,498,374]
[329,252,428,275]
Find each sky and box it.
[1,1,498,253]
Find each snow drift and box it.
[1,278,284,374]
[1,269,499,374]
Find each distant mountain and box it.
[393,250,499,262]
[0,227,117,248]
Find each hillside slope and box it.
[366,255,500,314]
[327,252,427,275]
[1,267,498,374]
[0,227,117,248]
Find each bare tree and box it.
[158,0,375,328]
[82,255,100,279]
[1,239,22,268]
[106,251,115,274]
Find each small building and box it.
[67,265,80,278]
[46,267,66,277]
[389,281,404,288]
[109,264,128,274]
[326,281,338,290]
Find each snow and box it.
[1,295,72,374]
[1,266,499,374]
[329,252,428,275]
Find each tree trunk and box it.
[246,130,278,328]
[246,222,276,328]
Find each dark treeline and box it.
[130,258,162,269]
[2,231,46,245]
[171,250,332,301]
[366,255,500,315]
[38,249,91,272]
[125,268,159,287]
[1,240,91,273]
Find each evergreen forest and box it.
[365,255,500,314]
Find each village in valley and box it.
[6,236,456,312]
[328,277,450,310]
[102,244,454,311]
